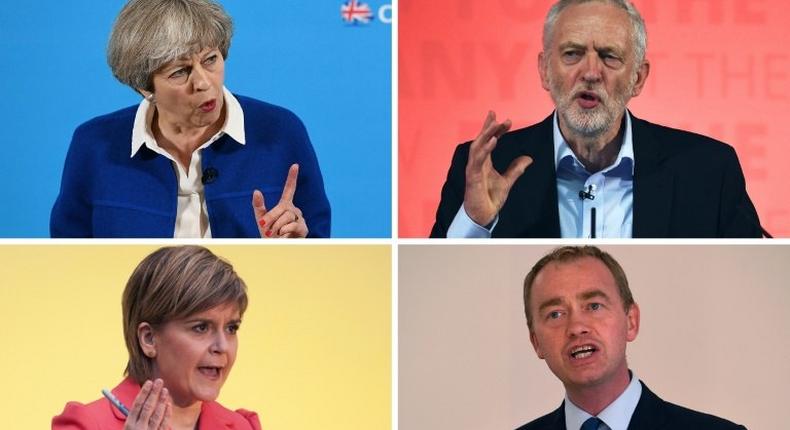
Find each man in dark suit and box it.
[519,245,746,430]
[430,0,762,238]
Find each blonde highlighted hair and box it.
[107,0,233,92]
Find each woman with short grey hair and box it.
[51,0,331,238]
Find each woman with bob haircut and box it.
[51,0,330,238]
[53,246,260,429]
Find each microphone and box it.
[579,185,596,201]
[577,185,597,237]
[202,167,219,184]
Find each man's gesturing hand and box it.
[463,111,533,227]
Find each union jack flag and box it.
[341,0,373,24]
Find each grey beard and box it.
[559,107,614,138]
[549,73,637,139]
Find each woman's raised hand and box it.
[252,163,309,238]
[124,379,171,430]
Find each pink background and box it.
[399,0,790,237]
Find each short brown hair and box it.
[122,246,248,383]
[523,246,634,331]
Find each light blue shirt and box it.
[446,112,635,238]
[555,112,634,238]
[564,371,643,430]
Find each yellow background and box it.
[0,245,391,429]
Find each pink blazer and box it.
[52,377,261,430]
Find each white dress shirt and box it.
[564,371,643,430]
[130,86,246,238]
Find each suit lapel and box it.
[553,401,568,430]
[627,382,669,430]
[631,114,674,238]
[198,401,235,429]
[501,114,560,237]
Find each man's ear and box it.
[626,302,640,342]
[530,330,546,359]
[630,59,650,97]
[137,322,157,358]
[538,52,551,92]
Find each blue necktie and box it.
[580,417,602,430]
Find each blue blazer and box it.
[51,95,330,238]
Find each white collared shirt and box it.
[130,86,246,238]
[564,371,643,430]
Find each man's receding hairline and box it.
[551,4,632,46]
[543,0,647,65]
[529,257,623,306]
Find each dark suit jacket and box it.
[515,382,746,430]
[430,113,762,238]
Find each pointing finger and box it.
[281,164,299,203]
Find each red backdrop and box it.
[399,0,790,237]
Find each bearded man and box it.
[430,0,763,238]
